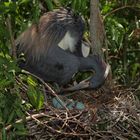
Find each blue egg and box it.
[52,97,85,110]
[75,101,85,110]
[52,97,65,109]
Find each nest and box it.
[6,76,140,140]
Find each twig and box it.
[104,5,138,20]
[62,112,77,134]
[22,70,70,112]
[23,112,92,137]
[16,77,28,91]
[5,112,47,131]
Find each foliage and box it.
[0,0,139,139]
[101,0,140,85]
[0,53,27,139]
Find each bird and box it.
[16,7,109,91]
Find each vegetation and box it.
[0,0,139,139]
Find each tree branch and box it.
[90,0,105,58]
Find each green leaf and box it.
[27,85,44,110]
[72,0,76,10]
[12,123,28,135]
[13,123,25,131]
[45,0,53,11]
[131,63,140,80]
[15,108,24,118]
[0,94,5,108]
[27,76,37,87]
[18,0,30,4]
[0,3,7,14]
[15,130,28,136]
[0,79,13,89]
[7,110,15,124]
[2,128,7,140]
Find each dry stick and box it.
[29,116,99,137]
[5,107,99,137]
[46,104,87,134]
[23,112,93,137]
[61,112,77,134]
[18,70,74,127]
[16,76,51,94]
[22,70,70,112]
[45,103,63,120]
[5,113,46,131]
[46,102,82,123]
[43,103,67,131]
[40,107,87,134]
[5,111,66,131]
[129,118,140,135]
[14,65,89,136]
[25,112,64,135]
[25,112,64,133]
[6,15,16,59]
[16,77,28,91]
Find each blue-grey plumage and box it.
[16,8,109,91]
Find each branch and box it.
[90,0,105,57]
[22,70,70,112]
[104,5,138,20]
[5,112,47,131]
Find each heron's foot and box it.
[52,97,85,110]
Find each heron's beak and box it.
[62,80,90,92]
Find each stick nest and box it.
[10,78,140,140]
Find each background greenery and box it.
[0,0,139,139]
